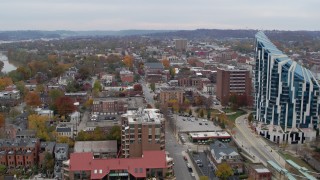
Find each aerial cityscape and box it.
[0,1,320,180]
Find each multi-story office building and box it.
[216,66,253,106]
[121,108,165,158]
[254,31,320,144]
[159,87,184,105]
[174,39,188,51]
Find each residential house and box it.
[208,141,244,174]
[56,124,74,139]
[0,138,40,169]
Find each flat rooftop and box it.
[189,131,231,139]
[123,108,164,124]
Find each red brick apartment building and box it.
[159,87,184,105]
[216,66,253,106]
[0,138,40,168]
[92,98,127,115]
[64,151,168,180]
[121,109,165,158]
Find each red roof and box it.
[69,151,167,179]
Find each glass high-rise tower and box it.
[254,31,320,144]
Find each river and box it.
[0,52,17,73]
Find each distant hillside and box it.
[1,29,320,41]
[0,30,176,41]
[0,31,61,41]
[149,29,320,41]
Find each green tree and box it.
[169,67,176,79]
[49,89,64,102]
[0,164,6,175]
[42,152,54,175]
[215,163,233,180]
[150,83,155,92]
[229,93,238,111]
[207,110,211,119]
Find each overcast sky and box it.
[1,0,319,31]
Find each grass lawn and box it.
[227,109,246,121]
[223,108,234,113]
[280,151,315,171]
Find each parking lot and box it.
[191,152,217,180]
[175,115,222,132]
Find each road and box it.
[234,114,286,167]
[140,79,155,107]
[166,117,194,180]
[77,111,89,132]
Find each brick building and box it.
[120,70,134,83]
[0,138,40,169]
[121,109,165,158]
[216,66,252,106]
[64,151,168,180]
[159,87,184,105]
[92,98,127,115]
[247,164,272,180]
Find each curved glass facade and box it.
[254,32,320,132]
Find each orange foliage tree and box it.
[0,113,5,128]
[161,59,170,69]
[0,77,13,90]
[55,96,76,116]
[25,91,41,107]
[123,55,133,68]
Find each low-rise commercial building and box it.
[65,151,168,180]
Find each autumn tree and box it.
[35,84,45,94]
[55,96,76,117]
[57,136,75,147]
[248,113,253,122]
[28,114,50,141]
[133,84,143,91]
[0,113,5,128]
[215,162,233,180]
[199,109,204,118]
[123,55,133,69]
[161,59,170,69]
[84,98,93,109]
[25,91,41,107]
[0,77,13,90]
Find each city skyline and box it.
[1,0,320,31]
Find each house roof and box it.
[210,141,239,160]
[69,151,167,179]
[144,62,164,69]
